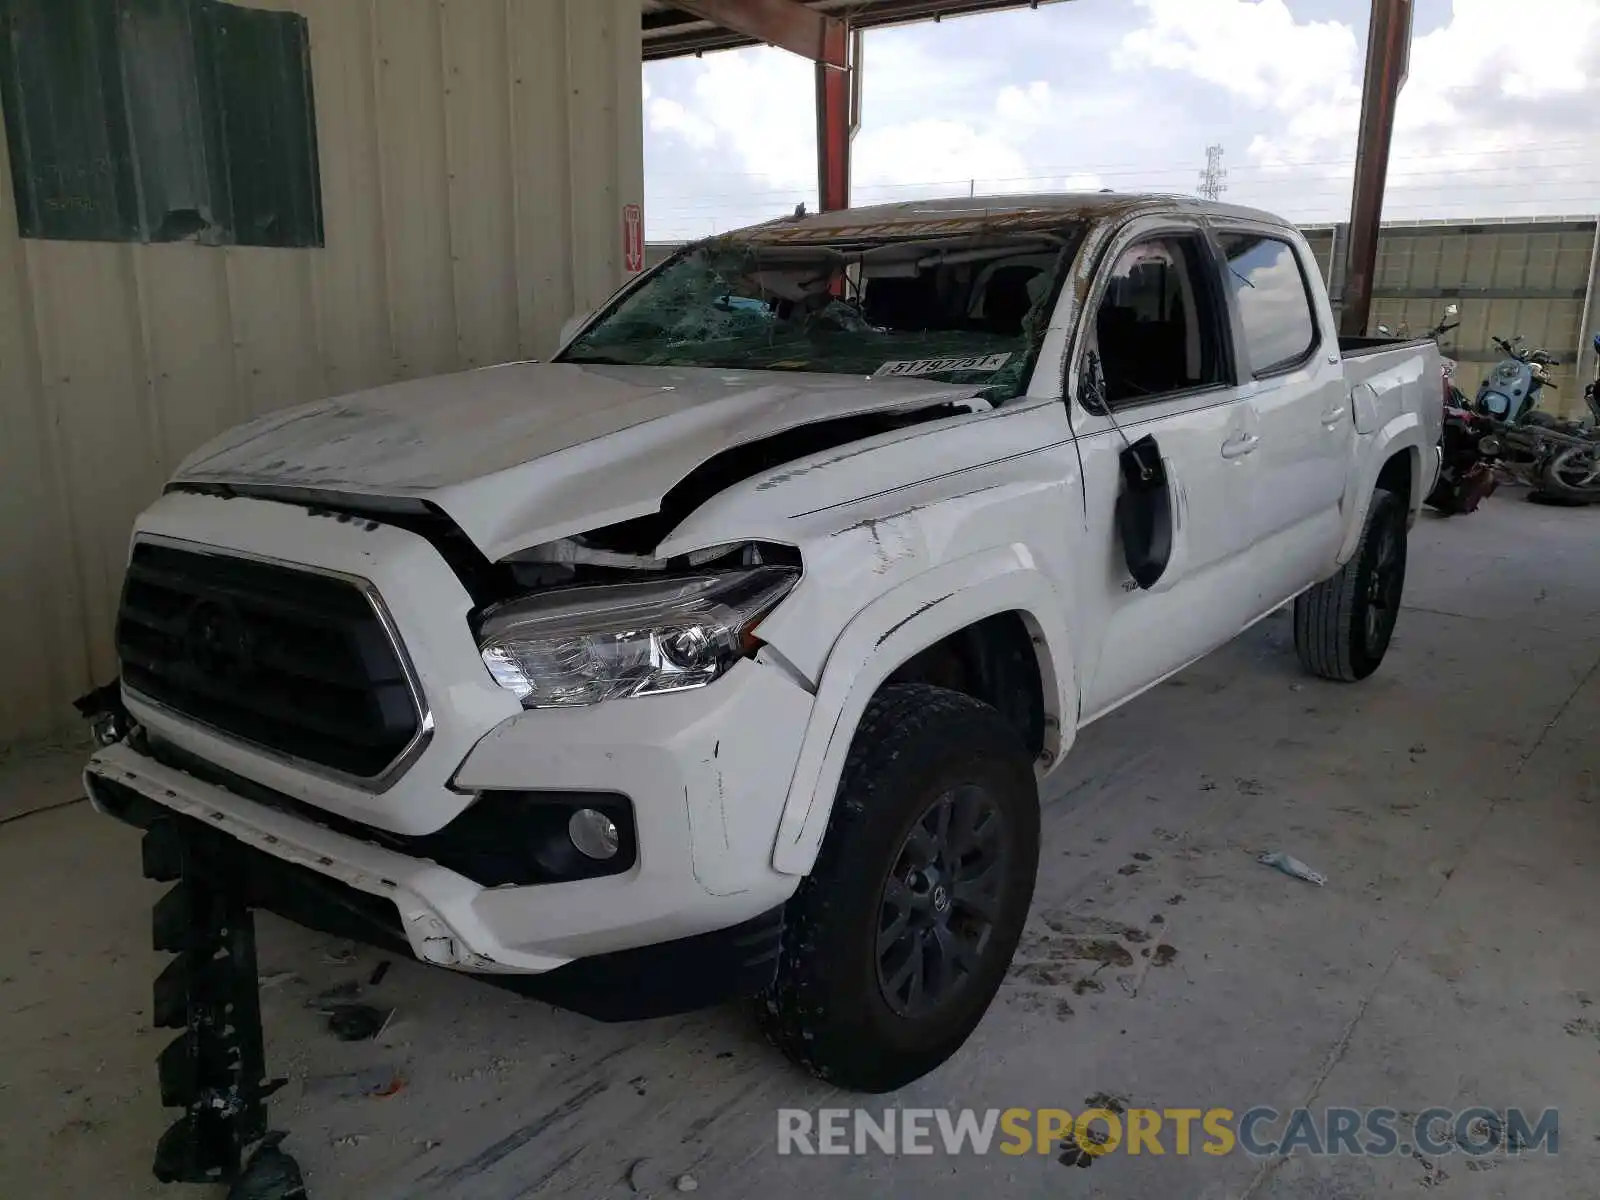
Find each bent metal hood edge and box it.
[171,361,979,562]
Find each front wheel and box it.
[1294,487,1408,682]
[760,683,1040,1093]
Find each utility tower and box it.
[1198,145,1228,201]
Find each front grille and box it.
[116,542,422,780]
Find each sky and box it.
[640,0,1600,241]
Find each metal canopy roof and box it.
[642,0,1070,60]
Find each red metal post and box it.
[1340,0,1414,337]
[816,19,851,212]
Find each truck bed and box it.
[1337,334,1436,359]
[1334,335,1444,453]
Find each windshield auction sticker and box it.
[873,352,1012,379]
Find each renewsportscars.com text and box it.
[776,1106,1559,1159]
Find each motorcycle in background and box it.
[1423,306,1501,515]
[1475,334,1559,421]
[1475,333,1600,506]
[1533,332,1600,503]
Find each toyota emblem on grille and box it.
[183,598,254,681]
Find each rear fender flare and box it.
[769,546,1075,876]
[1339,417,1427,565]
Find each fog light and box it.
[568,808,620,860]
[91,712,128,747]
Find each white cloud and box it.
[642,0,1600,237]
[995,80,1054,125]
[643,32,1114,236]
[853,118,1033,201]
[1118,0,1364,159]
[1060,172,1107,192]
[663,49,817,191]
[1412,0,1598,102]
[1116,0,1600,221]
[1118,0,1360,114]
[646,97,717,150]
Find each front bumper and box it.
[95,491,816,979]
[94,767,787,1021]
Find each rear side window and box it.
[1218,234,1317,375]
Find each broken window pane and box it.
[204,0,322,248]
[119,0,224,243]
[0,0,321,247]
[0,0,141,241]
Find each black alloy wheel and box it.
[876,784,1008,1019]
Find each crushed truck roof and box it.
[720,192,1290,245]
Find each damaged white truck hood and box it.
[173,362,977,562]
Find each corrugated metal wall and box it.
[0,0,644,743]
[1302,218,1600,416]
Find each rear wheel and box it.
[1294,487,1408,682]
[761,683,1039,1093]
[1535,444,1600,505]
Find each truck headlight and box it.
[476,567,799,708]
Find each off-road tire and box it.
[1294,486,1408,682]
[760,683,1039,1093]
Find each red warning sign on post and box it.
[622,203,644,274]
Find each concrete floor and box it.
[2,491,1598,1200]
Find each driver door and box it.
[1069,220,1257,719]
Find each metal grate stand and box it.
[144,815,299,1193]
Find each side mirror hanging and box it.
[1116,435,1173,590]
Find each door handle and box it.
[1320,404,1348,425]
[1220,432,1260,460]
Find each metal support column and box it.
[1575,217,1600,395]
[1340,0,1414,337]
[816,21,853,211]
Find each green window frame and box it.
[0,0,323,248]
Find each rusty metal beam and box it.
[1340,0,1414,337]
[667,0,848,66]
[643,1,1074,61]
[816,20,852,211]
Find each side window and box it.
[1217,234,1318,376]
[1092,235,1227,408]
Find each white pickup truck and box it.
[86,194,1441,1094]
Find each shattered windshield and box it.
[557,226,1086,403]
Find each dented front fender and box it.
[768,548,1076,877]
